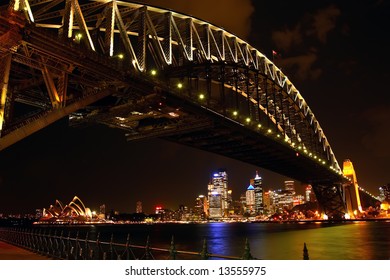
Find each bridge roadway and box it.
[0,0,361,218]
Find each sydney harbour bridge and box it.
[0,0,376,218]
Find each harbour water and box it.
[31,220,390,260]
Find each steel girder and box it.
[311,183,346,219]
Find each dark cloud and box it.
[310,5,341,43]
[275,51,322,80]
[140,0,255,39]
[272,24,302,52]
[271,5,341,80]
[361,105,390,158]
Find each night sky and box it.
[0,0,389,214]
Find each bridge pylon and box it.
[342,159,362,218]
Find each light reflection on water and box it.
[34,221,390,260]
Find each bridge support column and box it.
[312,182,347,219]
[0,53,12,135]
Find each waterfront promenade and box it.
[0,241,50,260]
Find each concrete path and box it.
[0,241,51,260]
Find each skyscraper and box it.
[208,169,229,218]
[379,184,390,202]
[246,184,255,214]
[136,201,143,213]
[284,180,295,192]
[253,171,264,214]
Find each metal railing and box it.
[0,227,258,260]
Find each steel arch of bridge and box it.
[0,0,347,217]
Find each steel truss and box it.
[0,0,347,215]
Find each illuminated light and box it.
[277,134,281,138]
[76,33,82,40]
[257,124,262,128]
[177,83,183,89]
[309,153,312,156]
[233,111,238,116]
[118,53,124,59]
[245,117,251,123]
[168,112,179,117]
[298,146,302,150]
[151,69,157,76]
[199,93,205,100]
[296,152,299,157]
[322,214,328,220]
[345,213,351,219]
[267,129,272,133]
[322,161,326,164]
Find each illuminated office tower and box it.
[208,192,222,219]
[195,195,207,218]
[136,201,143,213]
[99,204,106,215]
[284,180,295,192]
[379,184,390,202]
[246,185,255,214]
[305,185,312,202]
[208,170,229,217]
[253,171,264,214]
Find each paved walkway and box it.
[0,241,51,260]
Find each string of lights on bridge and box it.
[74,30,351,182]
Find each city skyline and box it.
[0,0,389,214]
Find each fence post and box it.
[109,233,114,260]
[200,239,209,260]
[169,236,177,260]
[242,238,253,260]
[303,242,309,260]
[96,232,101,260]
[144,235,152,260]
[84,232,89,260]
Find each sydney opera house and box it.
[38,196,96,224]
